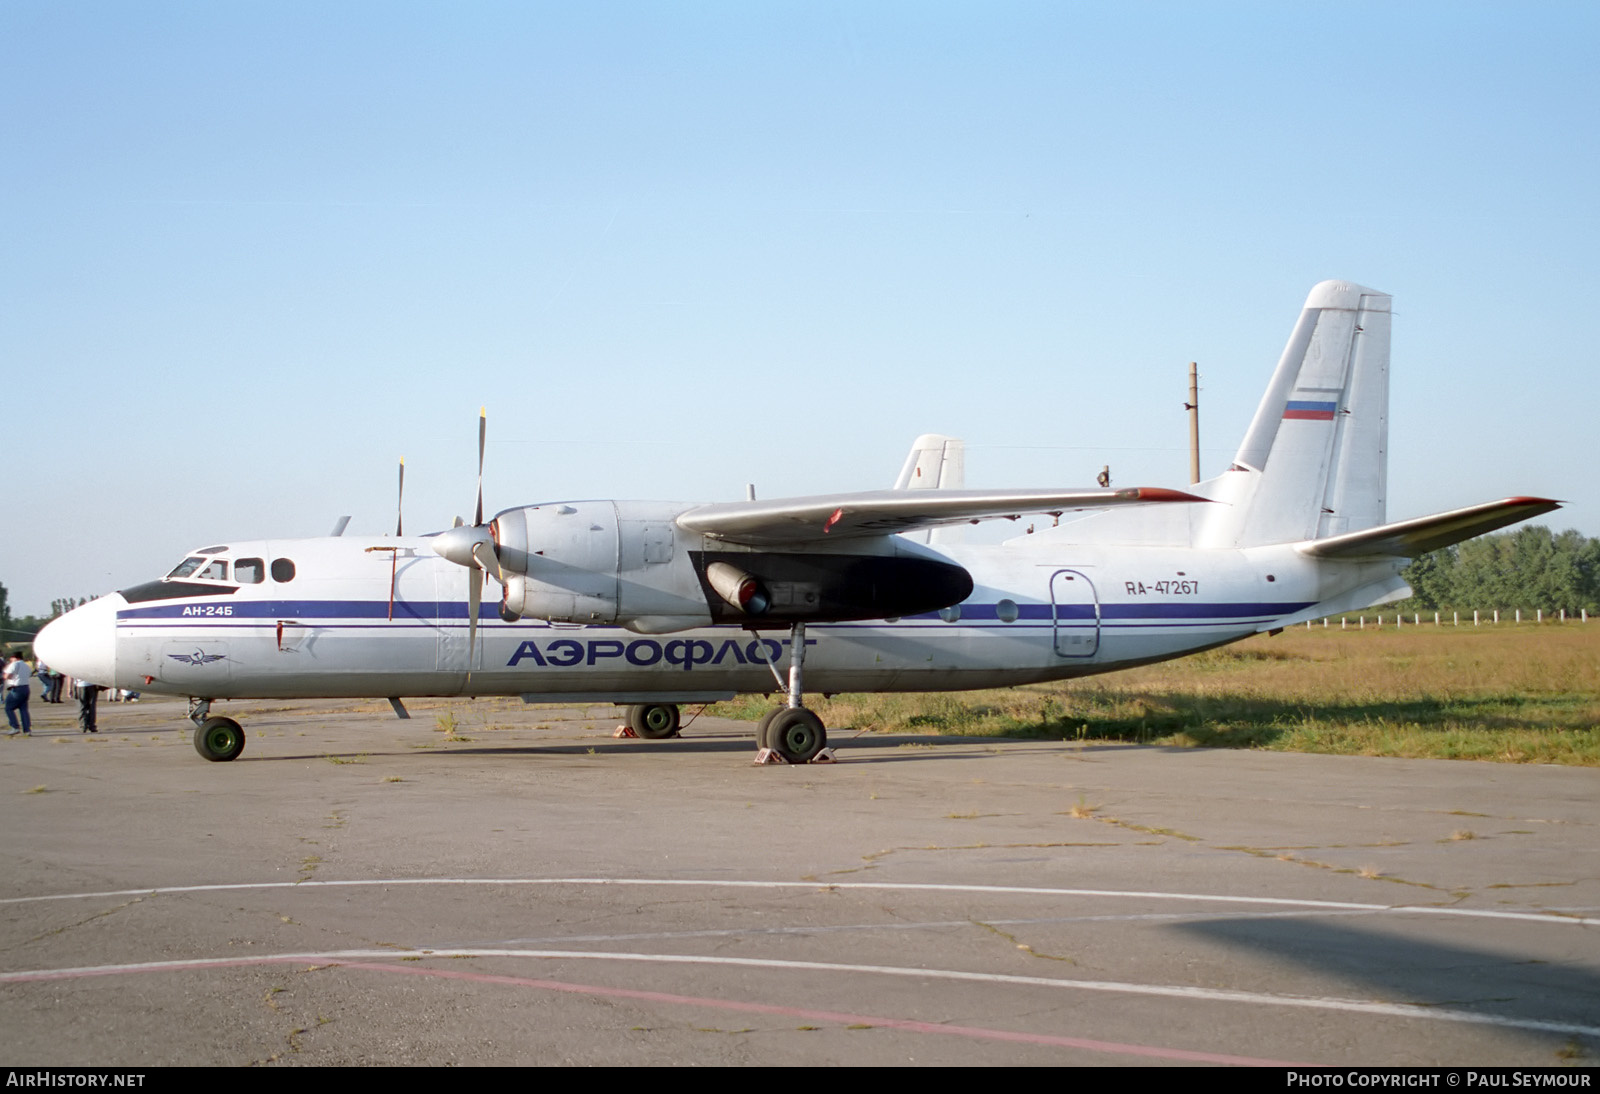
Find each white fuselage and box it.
[44,530,1402,703]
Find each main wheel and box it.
[194,716,246,762]
[755,705,785,751]
[766,707,827,764]
[627,703,680,739]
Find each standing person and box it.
[76,678,101,734]
[37,663,62,703]
[4,652,32,736]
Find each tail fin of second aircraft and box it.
[894,432,967,544]
[894,434,966,491]
[1195,280,1392,548]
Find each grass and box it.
[709,623,1600,766]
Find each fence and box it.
[1314,608,1591,629]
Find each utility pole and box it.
[1185,362,1200,484]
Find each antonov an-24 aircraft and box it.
[38,281,1557,765]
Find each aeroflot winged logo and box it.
[169,649,226,666]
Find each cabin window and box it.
[235,558,265,584]
[939,605,962,623]
[271,558,297,583]
[995,599,1019,624]
[166,557,206,580]
[196,559,229,581]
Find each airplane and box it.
[35,280,1559,765]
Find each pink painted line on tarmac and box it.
[337,959,1305,1066]
[3,953,1298,1066]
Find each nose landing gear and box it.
[194,715,246,762]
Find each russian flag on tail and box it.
[1283,400,1337,420]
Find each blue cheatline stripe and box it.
[119,599,1315,625]
[116,601,1306,639]
[117,600,476,621]
[120,620,1275,637]
[909,602,1312,622]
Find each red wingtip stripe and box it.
[1131,487,1210,503]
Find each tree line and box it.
[1398,526,1599,614]
[0,584,87,650]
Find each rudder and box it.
[1198,280,1391,548]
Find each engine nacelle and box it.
[487,500,973,630]
[492,500,713,629]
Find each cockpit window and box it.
[166,557,206,580]
[234,558,264,584]
[271,558,297,582]
[166,556,237,583]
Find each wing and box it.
[1295,497,1562,560]
[677,487,1206,546]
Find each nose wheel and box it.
[193,716,246,762]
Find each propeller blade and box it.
[475,407,487,527]
[396,457,405,537]
[467,564,483,673]
[471,537,502,585]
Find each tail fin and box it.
[894,433,966,544]
[1197,280,1391,548]
[893,434,965,491]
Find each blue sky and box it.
[3,2,1595,615]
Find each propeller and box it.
[431,408,504,670]
[386,457,405,620]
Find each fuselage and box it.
[36,527,1403,703]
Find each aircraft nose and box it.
[34,594,122,687]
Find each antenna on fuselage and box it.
[329,516,351,537]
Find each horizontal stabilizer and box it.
[1295,497,1561,560]
[679,487,1206,546]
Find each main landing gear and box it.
[624,702,681,739]
[753,621,830,764]
[616,624,829,763]
[188,698,246,762]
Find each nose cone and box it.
[35,594,122,686]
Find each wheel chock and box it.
[613,724,638,739]
[753,747,837,765]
